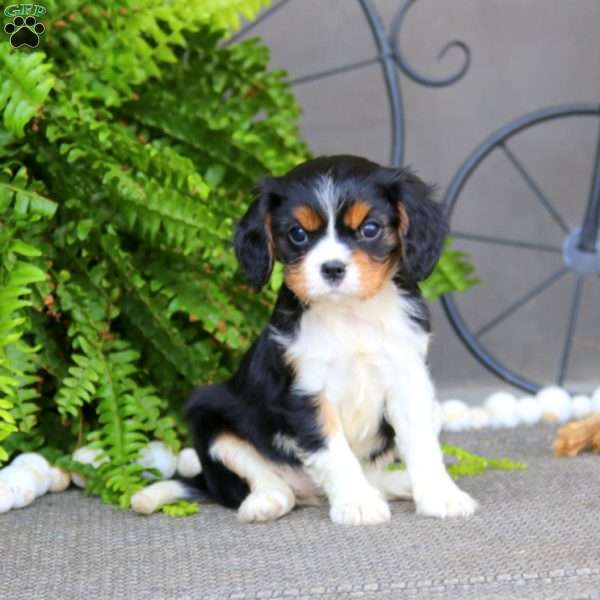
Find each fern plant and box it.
[0,0,478,511]
[0,0,307,509]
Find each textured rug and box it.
[3,425,600,600]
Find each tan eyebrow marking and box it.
[293,206,323,231]
[343,200,371,230]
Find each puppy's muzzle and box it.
[321,260,346,286]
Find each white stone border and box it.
[441,386,600,432]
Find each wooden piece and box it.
[553,415,600,457]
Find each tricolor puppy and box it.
[132,155,477,524]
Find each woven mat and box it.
[2,425,600,600]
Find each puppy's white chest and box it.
[282,284,429,457]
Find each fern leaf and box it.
[421,238,480,301]
[0,45,55,137]
[0,236,48,464]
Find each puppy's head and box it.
[234,155,447,302]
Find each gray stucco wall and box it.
[248,0,600,394]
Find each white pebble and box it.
[591,387,600,414]
[485,392,519,428]
[537,386,571,423]
[469,407,491,429]
[12,453,51,476]
[137,441,177,480]
[516,396,543,426]
[71,446,108,488]
[441,399,471,432]
[12,453,51,497]
[48,467,71,493]
[0,481,15,513]
[0,466,37,508]
[177,448,202,478]
[571,395,592,420]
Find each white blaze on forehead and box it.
[314,174,338,222]
[302,175,361,297]
[311,174,347,262]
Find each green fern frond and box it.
[442,444,527,477]
[387,445,526,478]
[0,237,48,464]
[0,1,484,513]
[0,45,55,137]
[161,500,199,517]
[421,238,480,301]
[0,165,58,218]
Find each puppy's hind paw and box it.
[330,486,391,526]
[237,488,295,523]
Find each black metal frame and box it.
[229,0,471,166]
[231,1,600,393]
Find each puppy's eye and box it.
[360,221,381,240]
[288,225,308,245]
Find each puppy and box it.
[131,155,477,525]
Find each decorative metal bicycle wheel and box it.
[231,1,599,394]
[442,104,600,394]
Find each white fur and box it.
[210,434,295,523]
[279,283,427,458]
[304,227,361,303]
[131,480,190,515]
[364,466,412,500]
[314,174,337,217]
[303,432,390,525]
[277,281,476,522]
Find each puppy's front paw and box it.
[414,478,477,519]
[237,488,295,523]
[330,486,391,526]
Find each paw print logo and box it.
[4,15,45,48]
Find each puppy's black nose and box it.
[321,260,346,284]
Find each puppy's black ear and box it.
[379,168,448,281]
[234,177,279,290]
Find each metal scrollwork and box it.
[390,0,471,88]
[229,0,473,166]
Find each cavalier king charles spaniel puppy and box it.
[132,155,478,525]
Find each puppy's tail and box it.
[174,472,211,502]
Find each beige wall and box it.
[249,0,600,393]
